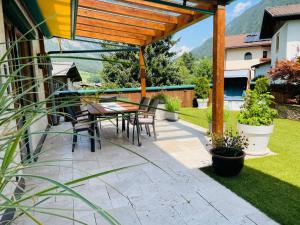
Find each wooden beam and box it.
[145,8,208,45]
[78,7,173,31]
[76,24,151,41]
[76,29,145,45]
[77,16,162,37]
[212,4,225,135]
[79,0,179,24]
[117,0,196,15]
[140,46,146,97]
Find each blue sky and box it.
[173,0,261,54]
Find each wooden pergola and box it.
[22,0,231,135]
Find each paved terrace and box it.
[15,120,278,225]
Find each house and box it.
[251,60,272,79]
[0,0,51,161]
[223,33,271,109]
[52,62,82,91]
[225,33,271,72]
[260,4,300,66]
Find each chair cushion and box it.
[138,117,153,124]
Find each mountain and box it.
[44,38,103,73]
[191,0,300,58]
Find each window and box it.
[276,33,280,52]
[244,52,252,60]
[263,51,268,58]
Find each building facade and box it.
[0,1,50,161]
[223,33,271,109]
[225,33,271,74]
[260,4,300,66]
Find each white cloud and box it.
[232,1,252,18]
[172,45,191,57]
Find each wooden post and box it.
[212,3,225,135]
[140,46,146,97]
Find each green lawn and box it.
[180,108,300,225]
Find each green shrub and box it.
[210,130,249,157]
[238,90,278,126]
[206,107,229,123]
[194,76,210,99]
[255,77,270,94]
[165,97,181,112]
[100,82,120,89]
[152,93,167,104]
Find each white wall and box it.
[29,40,49,151]
[0,0,22,200]
[225,46,271,70]
[271,23,288,66]
[286,20,300,61]
[271,20,300,67]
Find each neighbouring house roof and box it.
[251,60,271,69]
[224,70,250,78]
[226,33,271,49]
[52,62,82,82]
[260,4,300,39]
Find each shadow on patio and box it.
[14,120,278,225]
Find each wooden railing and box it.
[56,85,196,107]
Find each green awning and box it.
[21,0,52,38]
[3,1,36,39]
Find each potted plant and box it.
[209,130,248,177]
[194,76,210,109]
[165,97,181,121]
[206,107,229,133]
[237,80,277,155]
[152,93,168,120]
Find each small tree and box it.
[180,52,194,73]
[193,58,213,80]
[194,76,210,99]
[268,59,300,85]
[255,77,270,94]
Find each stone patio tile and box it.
[244,212,280,225]
[14,120,278,225]
[96,207,142,225]
[135,205,188,225]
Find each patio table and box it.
[87,102,140,152]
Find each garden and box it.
[180,76,300,225]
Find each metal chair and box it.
[65,106,101,152]
[129,98,159,142]
[126,97,150,138]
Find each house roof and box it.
[20,0,235,46]
[260,4,300,39]
[251,59,271,69]
[226,34,271,49]
[52,62,82,82]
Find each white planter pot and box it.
[197,98,208,109]
[208,122,226,133]
[156,104,166,120]
[165,112,179,122]
[237,123,274,156]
